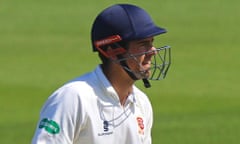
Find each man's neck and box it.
[101,64,134,105]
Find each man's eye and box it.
[143,44,153,50]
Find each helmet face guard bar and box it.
[149,45,171,80]
[115,45,171,81]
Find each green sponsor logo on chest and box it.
[39,118,60,134]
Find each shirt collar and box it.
[94,65,136,104]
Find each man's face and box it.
[123,37,156,79]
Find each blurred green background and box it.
[0,0,239,143]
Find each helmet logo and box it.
[94,35,126,58]
[95,35,122,47]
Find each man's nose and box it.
[146,46,157,56]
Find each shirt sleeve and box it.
[32,86,83,144]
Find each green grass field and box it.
[0,0,239,143]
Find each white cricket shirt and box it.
[32,65,153,144]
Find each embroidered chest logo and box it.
[136,117,144,135]
[103,120,109,132]
[98,120,113,136]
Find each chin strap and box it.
[119,60,151,88]
[119,61,138,80]
[142,78,151,88]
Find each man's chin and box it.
[139,70,151,79]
